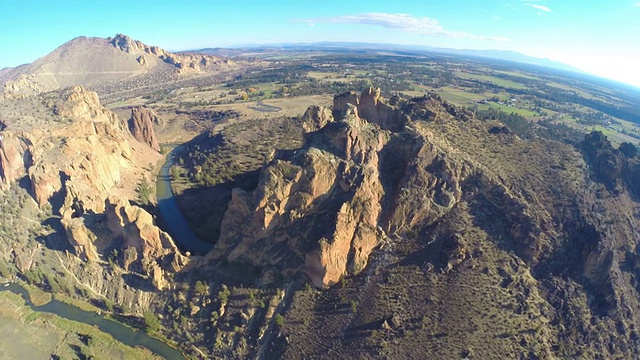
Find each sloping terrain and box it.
[0,85,187,310]
[207,88,640,358]
[0,34,235,97]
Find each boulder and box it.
[61,217,99,262]
[301,105,334,133]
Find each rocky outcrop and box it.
[109,34,166,56]
[0,86,176,288]
[580,130,640,198]
[109,34,235,74]
[53,86,122,125]
[105,197,178,262]
[1,34,236,96]
[56,196,186,290]
[0,131,31,187]
[333,87,409,132]
[105,197,188,289]
[0,86,137,211]
[27,86,135,213]
[212,89,474,288]
[129,107,160,151]
[300,105,333,133]
[61,216,99,262]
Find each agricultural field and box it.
[106,50,640,147]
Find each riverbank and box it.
[156,145,214,254]
[0,283,175,360]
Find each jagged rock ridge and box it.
[0,85,184,289]
[230,89,640,358]
[212,88,475,288]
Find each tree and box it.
[143,311,161,333]
[194,281,207,296]
[218,287,230,303]
[136,178,152,204]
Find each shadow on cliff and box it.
[169,169,261,246]
[37,217,73,253]
[121,273,156,292]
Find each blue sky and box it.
[2,0,639,86]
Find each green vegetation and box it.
[218,287,230,303]
[136,177,152,204]
[0,292,161,360]
[456,72,528,89]
[144,311,162,334]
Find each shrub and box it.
[143,311,161,333]
[136,178,152,204]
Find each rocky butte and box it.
[207,87,640,358]
[129,107,161,152]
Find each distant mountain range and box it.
[192,41,581,74]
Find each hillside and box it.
[0,34,235,97]
[154,87,640,358]
[269,89,640,358]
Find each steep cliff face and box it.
[25,86,135,213]
[300,105,334,133]
[105,196,188,290]
[0,131,31,187]
[129,107,160,151]
[0,86,180,289]
[213,103,388,287]
[212,89,478,287]
[578,131,640,210]
[246,91,640,359]
[332,87,409,132]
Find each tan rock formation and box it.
[0,131,31,187]
[105,196,180,263]
[300,105,334,133]
[212,90,395,287]
[61,217,99,262]
[129,107,160,151]
[27,86,135,213]
[1,34,236,96]
[212,89,487,288]
[101,196,188,290]
[0,85,177,286]
[109,33,234,74]
[333,87,409,131]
